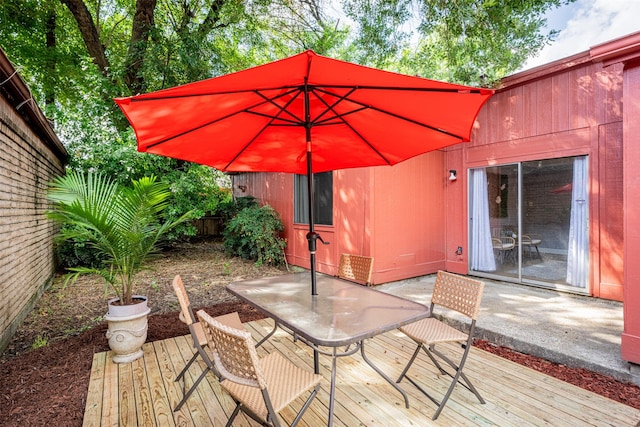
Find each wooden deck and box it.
[83,319,640,426]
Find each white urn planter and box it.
[104,296,151,363]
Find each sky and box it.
[521,0,640,70]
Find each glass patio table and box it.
[226,272,430,426]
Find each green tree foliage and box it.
[0,0,573,136]
[1,0,574,244]
[341,0,574,86]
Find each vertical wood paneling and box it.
[535,79,553,135]
[372,151,445,282]
[552,71,570,133]
[598,122,623,299]
[520,84,535,139]
[469,59,624,301]
[444,146,466,274]
[621,61,640,363]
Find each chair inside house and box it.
[196,309,322,427]
[396,270,486,420]
[337,253,374,286]
[492,236,516,264]
[522,234,542,259]
[171,274,248,412]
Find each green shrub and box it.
[161,165,232,240]
[218,196,259,222]
[55,161,232,266]
[68,138,232,242]
[222,204,287,266]
[55,225,106,269]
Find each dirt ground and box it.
[1,238,639,426]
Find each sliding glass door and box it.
[469,156,589,292]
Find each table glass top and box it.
[227,272,429,346]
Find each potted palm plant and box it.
[47,171,193,363]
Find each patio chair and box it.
[196,309,322,427]
[171,274,246,412]
[492,236,516,264]
[397,270,486,420]
[338,253,374,286]
[522,234,542,259]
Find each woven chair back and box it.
[172,275,196,326]
[197,310,266,389]
[432,271,484,320]
[338,254,374,285]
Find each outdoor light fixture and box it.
[238,184,247,192]
[449,170,457,181]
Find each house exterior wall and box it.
[0,50,67,353]
[232,150,448,285]
[233,31,640,365]
[621,59,640,365]
[457,54,625,301]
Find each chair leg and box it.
[396,343,422,384]
[225,403,243,427]
[262,390,282,427]
[428,344,485,420]
[290,384,321,427]
[175,350,199,383]
[174,365,211,411]
[399,341,484,421]
[256,320,278,348]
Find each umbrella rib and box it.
[146,88,303,150]
[310,87,357,124]
[223,88,304,171]
[310,87,393,165]
[252,88,304,124]
[127,83,486,103]
[312,84,487,94]
[313,86,466,140]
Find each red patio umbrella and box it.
[115,50,493,295]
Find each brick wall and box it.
[0,97,66,353]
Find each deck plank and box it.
[84,319,640,427]
[117,361,137,426]
[151,339,193,426]
[130,354,155,426]
[140,340,175,426]
[82,351,106,427]
[100,350,120,426]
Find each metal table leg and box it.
[360,340,410,408]
[328,347,337,427]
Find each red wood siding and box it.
[598,122,624,299]
[464,58,624,301]
[622,59,640,363]
[370,151,445,283]
[233,152,448,285]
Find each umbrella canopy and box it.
[115,50,493,294]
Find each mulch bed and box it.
[1,302,639,426]
[0,301,264,427]
[474,340,640,410]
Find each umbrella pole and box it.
[303,80,319,297]
[306,147,318,296]
[303,81,320,375]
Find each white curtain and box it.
[566,156,589,287]
[470,169,496,272]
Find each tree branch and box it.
[60,0,109,75]
[197,0,227,39]
[124,0,158,95]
